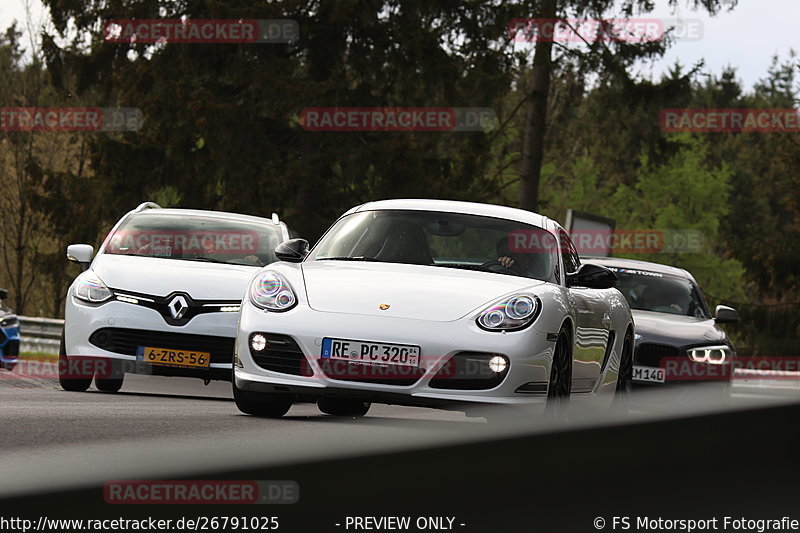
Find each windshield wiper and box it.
[175,256,226,264]
[317,256,379,262]
[114,252,155,258]
[434,263,492,272]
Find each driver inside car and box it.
[496,235,532,274]
[496,233,553,279]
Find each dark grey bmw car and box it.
[581,257,739,386]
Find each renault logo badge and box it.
[168,295,189,320]
[379,303,390,310]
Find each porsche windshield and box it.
[613,269,710,318]
[308,210,556,281]
[102,213,283,267]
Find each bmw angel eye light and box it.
[250,271,297,312]
[73,271,113,303]
[688,345,730,365]
[477,294,541,331]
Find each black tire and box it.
[95,376,124,393]
[232,380,293,418]
[58,332,92,392]
[546,326,572,416]
[317,397,371,417]
[612,330,634,413]
[94,359,125,393]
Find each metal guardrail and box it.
[18,316,64,355]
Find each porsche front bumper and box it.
[234,300,556,411]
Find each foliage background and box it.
[0,1,797,356]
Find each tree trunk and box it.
[519,0,557,212]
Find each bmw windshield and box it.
[102,214,283,267]
[307,210,556,282]
[612,268,711,318]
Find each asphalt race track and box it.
[0,364,488,495]
[3,363,800,531]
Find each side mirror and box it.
[67,244,94,271]
[714,305,740,324]
[566,263,618,290]
[0,288,7,301]
[275,239,310,263]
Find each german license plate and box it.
[633,365,665,383]
[138,346,211,369]
[321,338,420,367]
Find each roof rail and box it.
[271,213,280,225]
[133,202,162,213]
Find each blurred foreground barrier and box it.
[4,389,800,529]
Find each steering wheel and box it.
[480,260,520,274]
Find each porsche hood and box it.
[300,261,544,322]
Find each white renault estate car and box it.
[60,202,290,393]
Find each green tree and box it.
[515,0,738,212]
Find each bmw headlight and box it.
[250,271,297,312]
[688,345,731,365]
[477,294,540,331]
[0,315,18,328]
[73,271,113,303]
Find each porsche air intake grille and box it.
[317,359,425,386]
[89,327,234,364]
[250,333,311,377]
[635,343,681,368]
[429,352,509,390]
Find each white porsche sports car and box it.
[233,199,634,417]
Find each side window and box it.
[559,230,580,275]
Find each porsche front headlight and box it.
[477,294,540,331]
[687,345,731,364]
[73,271,113,303]
[250,271,297,312]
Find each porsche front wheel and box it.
[317,397,371,417]
[546,326,572,415]
[612,331,634,413]
[233,380,293,418]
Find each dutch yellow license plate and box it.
[140,346,211,368]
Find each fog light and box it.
[251,334,268,352]
[488,355,508,373]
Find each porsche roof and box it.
[347,199,552,229]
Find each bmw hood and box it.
[300,261,544,322]
[632,309,728,348]
[91,254,258,300]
